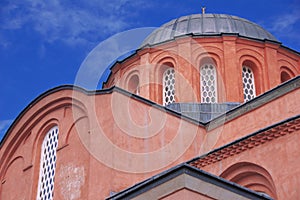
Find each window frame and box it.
[200,63,218,103]
[163,68,176,106]
[36,126,59,200]
[242,65,256,102]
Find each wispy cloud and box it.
[262,1,300,46]
[269,11,300,34]
[0,120,13,141]
[0,0,152,46]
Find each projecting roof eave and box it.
[279,44,300,55]
[139,32,282,49]
[101,50,138,87]
[187,113,300,168]
[106,163,273,199]
[103,33,299,87]
[0,85,206,147]
[206,75,300,131]
[2,76,300,147]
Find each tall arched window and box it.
[200,64,217,103]
[37,126,59,200]
[242,66,256,102]
[163,68,175,106]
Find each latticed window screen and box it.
[163,68,175,106]
[37,126,59,200]
[200,64,217,103]
[242,66,256,102]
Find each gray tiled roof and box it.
[167,102,240,123]
[141,14,278,46]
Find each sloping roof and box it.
[2,76,300,147]
[141,14,278,47]
[106,164,272,199]
[188,114,300,168]
[167,102,240,123]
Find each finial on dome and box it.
[201,6,206,14]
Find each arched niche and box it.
[1,156,26,199]
[128,74,140,95]
[280,66,295,83]
[220,162,277,199]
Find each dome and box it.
[141,14,278,46]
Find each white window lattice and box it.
[200,64,217,103]
[37,126,59,200]
[242,66,256,102]
[163,68,175,106]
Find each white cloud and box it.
[0,120,13,140]
[260,4,300,51]
[0,0,152,46]
[270,11,300,33]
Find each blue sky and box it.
[1,0,300,141]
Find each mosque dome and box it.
[141,14,278,46]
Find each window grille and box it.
[37,126,59,200]
[242,66,256,102]
[200,64,217,103]
[163,68,175,106]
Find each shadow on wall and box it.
[220,162,277,199]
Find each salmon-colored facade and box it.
[1,13,300,199]
[104,36,299,105]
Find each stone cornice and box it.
[189,115,300,168]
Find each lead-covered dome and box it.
[141,14,278,46]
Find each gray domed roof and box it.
[141,14,278,46]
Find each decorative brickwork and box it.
[190,117,300,168]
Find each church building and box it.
[1,12,300,199]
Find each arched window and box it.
[200,64,217,103]
[128,74,140,95]
[37,126,59,200]
[163,68,175,106]
[242,66,256,102]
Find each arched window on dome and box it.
[163,67,175,106]
[128,74,140,95]
[37,126,59,200]
[242,66,256,102]
[200,63,218,103]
